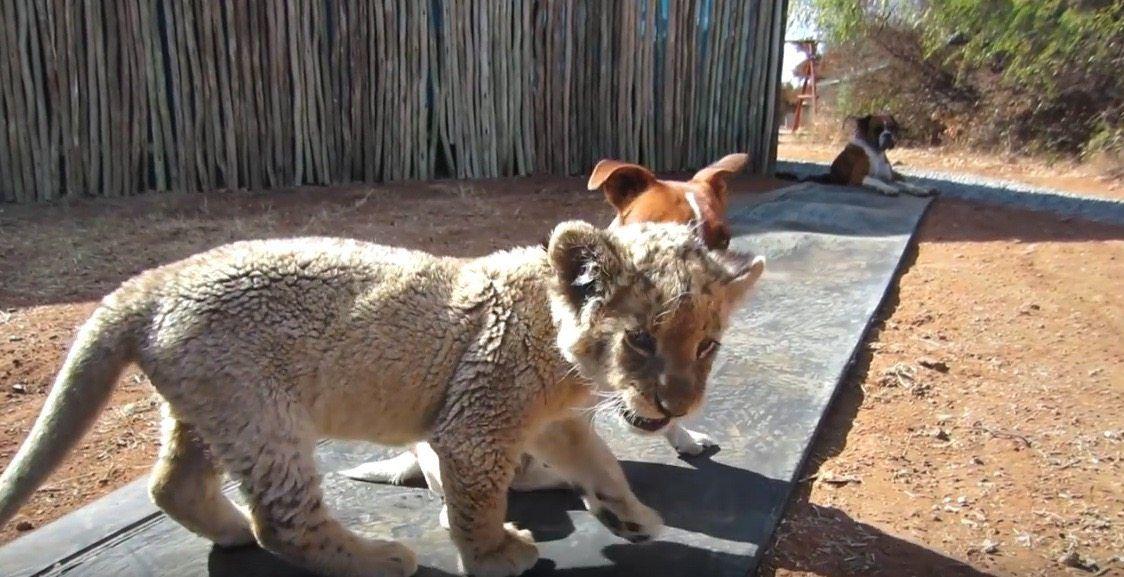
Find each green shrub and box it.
[792,0,1123,162]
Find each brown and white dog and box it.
[821,114,936,196]
[339,154,749,494]
[590,153,743,250]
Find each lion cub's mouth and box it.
[622,410,671,432]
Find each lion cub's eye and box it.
[625,330,657,356]
[697,338,720,359]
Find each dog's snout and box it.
[706,224,731,251]
[713,227,731,250]
[879,130,895,150]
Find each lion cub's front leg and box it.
[662,423,718,456]
[430,433,538,577]
[530,418,663,543]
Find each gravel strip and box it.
[777,160,1124,226]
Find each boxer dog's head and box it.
[851,114,900,152]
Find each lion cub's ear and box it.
[548,221,623,314]
[721,253,766,304]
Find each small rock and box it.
[10,383,27,394]
[918,357,950,373]
[15,521,33,532]
[820,471,862,486]
[929,427,951,441]
[1057,550,1098,572]
[981,539,999,554]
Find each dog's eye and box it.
[625,330,656,356]
[697,338,720,359]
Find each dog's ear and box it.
[548,220,624,314]
[691,153,748,201]
[844,115,873,139]
[588,159,656,212]
[856,115,873,136]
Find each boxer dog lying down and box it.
[791,114,937,197]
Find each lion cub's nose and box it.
[655,374,695,417]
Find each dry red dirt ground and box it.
[1,168,1120,577]
[762,200,1123,577]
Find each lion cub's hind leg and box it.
[148,410,254,548]
[198,405,418,577]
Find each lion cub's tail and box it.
[0,292,147,527]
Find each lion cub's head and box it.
[547,221,764,434]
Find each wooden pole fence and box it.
[0,0,788,203]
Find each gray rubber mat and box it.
[778,159,1124,226]
[0,184,931,577]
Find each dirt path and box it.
[762,200,1124,577]
[1,171,1121,577]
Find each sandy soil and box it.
[1,163,1121,577]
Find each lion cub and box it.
[0,221,762,577]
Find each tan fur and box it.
[344,154,753,499]
[0,222,762,577]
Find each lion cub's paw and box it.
[212,524,257,549]
[358,540,418,577]
[670,428,718,456]
[208,505,256,549]
[388,542,420,577]
[458,523,538,577]
[588,497,664,544]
